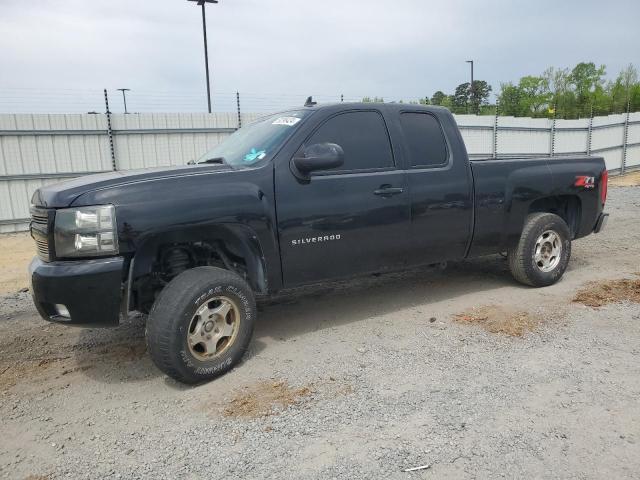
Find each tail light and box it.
[600,170,608,205]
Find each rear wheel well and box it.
[129,227,267,314]
[528,195,581,238]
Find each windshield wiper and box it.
[195,157,226,165]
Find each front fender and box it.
[70,166,282,301]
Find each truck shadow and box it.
[72,255,515,386]
[253,255,514,343]
[73,313,163,385]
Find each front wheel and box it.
[146,267,256,384]
[508,213,572,287]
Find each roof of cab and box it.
[301,101,451,115]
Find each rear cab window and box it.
[399,112,449,168]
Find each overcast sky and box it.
[0,0,638,113]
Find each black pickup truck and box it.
[29,102,609,383]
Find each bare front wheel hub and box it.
[187,296,240,360]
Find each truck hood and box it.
[31,164,232,208]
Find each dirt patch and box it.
[0,232,34,296]
[0,316,147,392]
[573,278,640,307]
[0,339,146,392]
[454,305,540,337]
[0,355,95,391]
[609,170,640,187]
[1,359,61,391]
[222,380,314,418]
[94,343,147,361]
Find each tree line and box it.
[363,62,640,119]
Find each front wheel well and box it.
[129,227,267,313]
[527,195,581,238]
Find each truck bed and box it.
[468,155,606,257]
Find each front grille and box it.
[31,210,49,225]
[34,236,50,260]
[30,207,53,262]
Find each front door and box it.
[275,109,410,287]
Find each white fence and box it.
[457,112,640,170]
[1,111,639,233]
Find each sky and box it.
[0,0,638,113]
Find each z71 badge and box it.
[574,176,595,189]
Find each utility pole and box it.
[466,60,474,114]
[188,0,219,113]
[117,88,130,114]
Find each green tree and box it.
[631,84,640,112]
[452,82,470,112]
[569,62,606,98]
[432,62,640,119]
[451,81,492,114]
[543,67,573,117]
[610,64,639,113]
[361,96,384,103]
[569,62,606,115]
[470,80,492,114]
[518,76,551,115]
[430,91,447,106]
[440,95,454,110]
[497,82,523,116]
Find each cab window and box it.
[400,112,448,167]
[306,111,394,172]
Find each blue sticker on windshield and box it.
[244,148,266,162]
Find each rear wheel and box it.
[146,266,256,384]
[508,213,571,287]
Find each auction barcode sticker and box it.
[272,116,301,126]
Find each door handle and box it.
[373,186,404,197]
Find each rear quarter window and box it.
[400,112,448,168]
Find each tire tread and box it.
[145,267,255,384]
[508,213,571,287]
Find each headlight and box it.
[54,205,119,258]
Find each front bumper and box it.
[29,256,125,327]
[594,212,609,233]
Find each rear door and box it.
[275,109,410,286]
[399,111,473,265]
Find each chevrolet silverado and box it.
[29,102,609,383]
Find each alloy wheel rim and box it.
[187,296,240,360]
[534,230,562,272]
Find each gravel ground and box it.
[1,186,639,480]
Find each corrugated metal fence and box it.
[457,112,640,169]
[1,110,639,233]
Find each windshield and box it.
[195,110,311,168]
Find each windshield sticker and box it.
[272,116,301,126]
[244,148,266,162]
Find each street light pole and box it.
[466,60,474,114]
[188,0,219,113]
[117,88,130,114]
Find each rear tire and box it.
[508,213,571,287]
[146,266,256,384]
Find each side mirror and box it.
[293,143,344,175]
